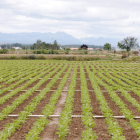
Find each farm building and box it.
[70,48,79,50]
[12,47,22,50]
[70,47,93,50]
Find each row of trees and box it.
[30,39,59,50]
[104,36,139,54]
[1,43,24,49]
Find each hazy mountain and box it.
[0,32,119,46]
[0,32,81,45]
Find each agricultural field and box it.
[0,60,140,140]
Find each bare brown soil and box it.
[116,92,140,116]
[40,70,74,140]
[93,119,111,140]
[102,92,122,116]
[86,70,111,139]
[32,91,54,115]
[72,91,82,115]
[65,118,84,140]
[129,92,140,104]
[0,117,18,131]
[8,90,54,139]
[10,91,40,114]
[38,79,52,90]
[102,91,139,139]
[0,91,25,112]
[0,91,10,98]
[25,79,40,90]
[76,73,80,78]
[75,80,81,90]
[9,117,39,140]
[116,119,138,140]
[65,81,84,139]
[0,64,140,139]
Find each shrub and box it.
[37,55,46,60]
[29,55,36,59]
[84,51,88,54]
[0,49,9,54]
[65,51,69,54]
[33,50,36,54]
[65,50,69,54]
[122,53,128,59]
[9,55,18,59]
[42,50,49,54]
[48,49,53,54]
[133,51,138,56]
[106,54,110,57]
[20,56,29,59]
[131,57,139,61]
[122,56,140,62]
[52,56,101,61]
[33,50,43,54]
[53,50,59,54]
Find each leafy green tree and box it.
[117,36,139,55]
[36,39,42,49]
[103,43,111,51]
[66,48,70,51]
[65,48,70,54]
[31,40,59,50]
[22,46,26,50]
[0,49,9,54]
[53,40,59,50]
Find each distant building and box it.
[87,48,93,50]
[70,48,78,50]
[70,47,93,50]
[95,48,100,50]
[81,44,88,50]
[70,48,93,51]
[0,47,1,49]
[12,47,22,50]
[60,47,63,50]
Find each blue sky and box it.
[0,0,140,40]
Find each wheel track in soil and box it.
[40,66,74,140]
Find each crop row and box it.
[95,67,140,117]
[0,63,68,139]
[95,75,140,138]
[80,64,97,139]
[0,64,28,81]
[56,65,77,139]
[86,64,125,139]
[25,64,73,139]
[0,63,56,105]
[5,64,41,84]
[0,61,39,80]
[0,63,54,96]
[0,63,62,121]
[89,63,140,138]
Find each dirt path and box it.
[40,68,74,140]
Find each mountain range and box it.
[0,32,120,46]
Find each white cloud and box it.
[0,0,140,40]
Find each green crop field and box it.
[0,60,140,140]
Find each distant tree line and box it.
[30,39,60,50]
[103,43,111,51]
[61,45,104,49]
[1,43,24,49]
